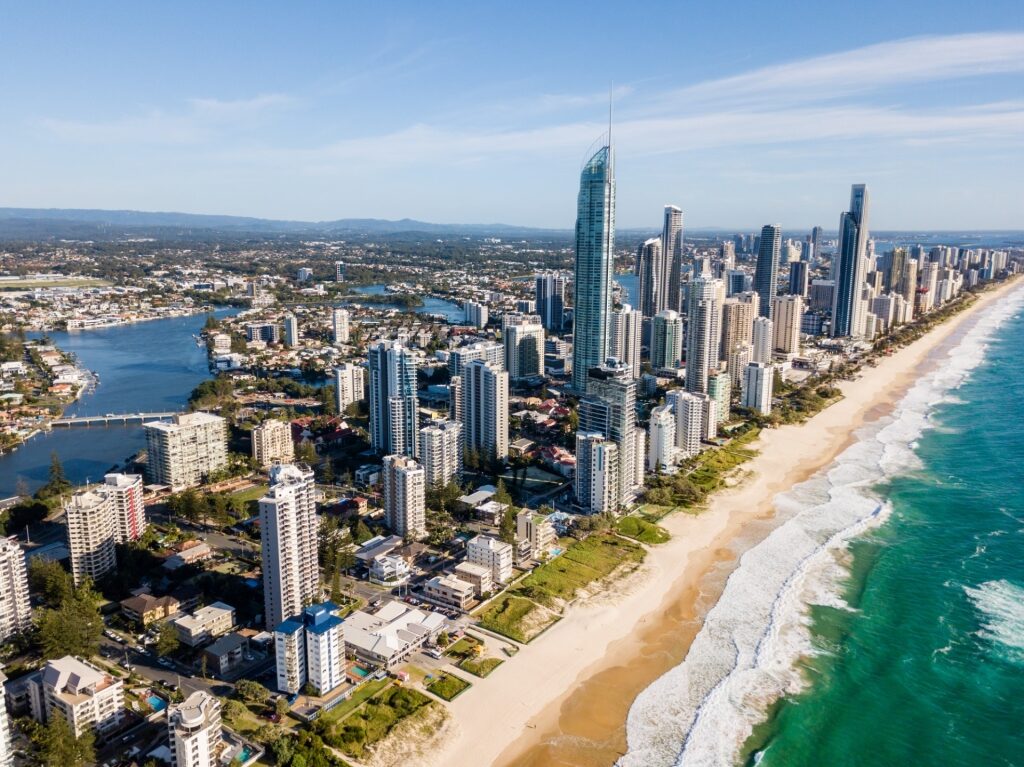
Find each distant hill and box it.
[0,207,568,239]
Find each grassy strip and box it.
[325,686,431,758]
[511,532,644,607]
[476,595,538,643]
[321,678,391,723]
[614,515,670,544]
[459,656,503,678]
[426,672,471,701]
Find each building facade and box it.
[144,412,229,490]
[251,419,295,468]
[383,454,427,539]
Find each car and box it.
[158,658,173,668]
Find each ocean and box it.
[620,284,1024,767]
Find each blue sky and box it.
[2,1,1022,230]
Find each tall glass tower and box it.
[571,141,615,392]
[753,224,782,319]
[831,184,870,338]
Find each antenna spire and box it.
[608,82,614,147]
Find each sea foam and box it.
[620,286,1024,767]
[964,579,1024,664]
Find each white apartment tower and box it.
[667,390,705,459]
[251,419,295,468]
[29,656,124,736]
[575,433,620,515]
[742,362,774,414]
[383,454,427,540]
[466,535,514,584]
[283,314,299,347]
[418,420,463,487]
[771,295,804,356]
[102,472,146,542]
[168,691,223,767]
[259,464,319,630]
[751,317,774,364]
[0,538,31,641]
[332,308,350,344]
[274,603,345,696]
[504,316,545,380]
[578,360,639,507]
[647,404,677,472]
[334,362,365,413]
[608,304,642,379]
[368,340,418,458]
[144,412,228,490]
[65,489,118,586]
[462,359,509,462]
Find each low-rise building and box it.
[515,510,557,561]
[369,555,412,587]
[343,602,446,669]
[422,575,475,611]
[201,632,250,678]
[174,602,235,647]
[453,561,493,597]
[28,656,124,736]
[120,593,180,627]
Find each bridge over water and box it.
[49,411,182,427]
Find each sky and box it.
[2,1,1023,231]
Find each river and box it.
[349,284,465,322]
[0,310,237,496]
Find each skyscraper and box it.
[831,184,870,338]
[571,141,615,393]
[102,472,146,543]
[383,454,427,539]
[65,489,118,586]
[283,314,299,347]
[332,308,350,344]
[368,340,417,457]
[752,317,774,364]
[636,237,664,319]
[771,295,804,356]
[754,224,782,319]
[788,260,809,297]
[742,362,774,414]
[663,205,684,312]
[0,538,31,641]
[809,226,824,266]
[608,303,642,378]
[535,272,567,332]
[647,404,676,472]
[144,412,229,490]
[334,362,365,413]
[685,277,721,394]
[575,433,619,514]
[418,420,463,487]
[462,360,509,462]
[504,316,545,380]
[651,309,683,370]
[578,360,638,507]
[721,298,756,363]
[259,464,318,629]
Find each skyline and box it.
[2,2,1023,230]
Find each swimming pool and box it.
[238,746,253,762]
[351,665,370,678]
[147,695,167,712]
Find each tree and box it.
[36,578,103,660]
[37,451,70,500]
[276,696,290,717]
[28,558,73,607]
[236,679,270,706]
[499,505,517,544]
[296,441,317,464]
[223,699,248,723]
[41,712,94,766]
[156,622,180,657]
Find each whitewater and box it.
[619,285,1024,767]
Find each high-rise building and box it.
[0,539,31,641]
[274,603,345,696]
[575,433,619,514]
[334,362,365,413]
[707,372,731,425]
[608,304,642,378]
[667,390,705,458]
[647,404,676,472]
[332,308,350,344]
[636,237,665,319]
[259,464,318,629]
[168,691,223,767]
[464,300,489,329]
[334,261,346,282]
[809,226,824,265]
[685,277,721,394]
[752,317,774,363]
[418,420,462,487]
[771,295,803,356]
[663,205,685,313]
[742,362,774,414]
[831,184,871,337]
[383,455,426,539]
[534,272,567,332]
[651,309,683,370]
[727,344,751,389]
[721,298,756,363]
[788,261,809,298]
[571,142,615,393]
[462,360,509,462]
[251,419,295,468]
[65,489,118,586]
[144,412,229,490]
[886,247,907,293]
[283,314,299,347]
[466,535,514,584]
[578,360,638,506]
[754,224,782,319]
[448,341,504,378]
[102,472,146,543]
[504,316,545,380]
[368,340,417,457]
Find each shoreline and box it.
[423,278,1023,767]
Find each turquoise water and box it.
[351,665,369,678]
[752,301,1024,767]
[147,694,167,712]
[620,286,1024,767]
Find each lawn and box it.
[322,678,391,723]
[459,656,503,678]
[328,686,432,758]
[614,516,670,544]
[426,672,471,701]
[476,595,538,642]
[229,484,269,516]
[512,532,645,607]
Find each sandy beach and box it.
[422,278,1022,767]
